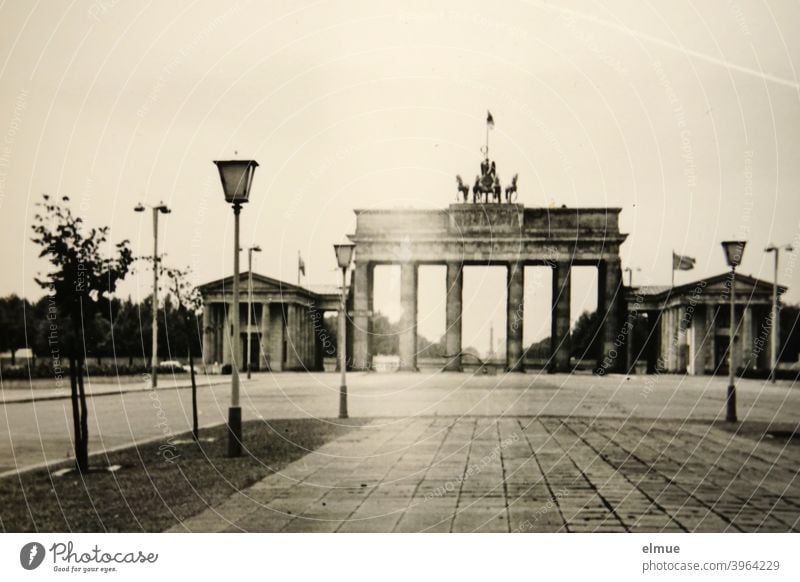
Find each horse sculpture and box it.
[472,176,482,203]
[455,175,470,202]
[504,173,518,203]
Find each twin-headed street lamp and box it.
[134,201,171,389]
[764,243,794,383]
[214,159,259,457]
[247,244,262,380]
[721,240,746,423]
[334,243,355,419]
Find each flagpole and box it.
[297,250,301,285]
[671,250,674,288]
[485,121,489,159]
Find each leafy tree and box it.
[571,310,600,362]
[30,194,134,472]
[418,334,445,358]
[0,294,32,365]
[370,313,400,355]
[525,336,550,360]
[108,297,147,366]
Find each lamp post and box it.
[721,240,746,422]
[246,245,262,380]
[134,201,171,389]
[623,266,641,288]
[764,244,793,383]
[214,159,259,457]
[333,243,355,419]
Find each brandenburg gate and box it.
[347,203,628,372]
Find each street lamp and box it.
[134,201,171,389]
[246,244,262,380]
[764,244,794,383]
[721,240,746,422]
[333,243,355,419]
[623,266,641,288]
[214,159,259,457]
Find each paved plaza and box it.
[171,406,800,532]
[3,371,799,532]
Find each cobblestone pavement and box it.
[172,416,800,533]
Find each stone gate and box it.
[347,203,628,372]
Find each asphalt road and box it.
[1,371,798,475]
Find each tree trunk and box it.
[190,350,198,441]
[68,357,84,472]
[76,359,89,472]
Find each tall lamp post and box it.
[134,201,171,389]
[764,244,793,383]
[214,159,259,457]
[623,266,641,288]
[721,240,746,422]
[333,243,355,419]
[246,244,262,380]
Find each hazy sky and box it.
[1,0,799,350]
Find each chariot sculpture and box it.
[455,112,518,204]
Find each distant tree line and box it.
[0,294,201,372]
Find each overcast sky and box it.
[1,0,799,351]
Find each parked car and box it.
[158,360,187,373]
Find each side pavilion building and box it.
[197,273,340,372]
[627,273,785,375]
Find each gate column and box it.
[598,259,624,373]
[398,262,418,371]
[506,261,525,372]
[550,262,571,372]
[352,261,372,370]
[445,261,463,371]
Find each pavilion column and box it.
[741,305,754,371]
[285,304,297,370]
[598,259,624,373]
[398,262,418,371]
[259,302,270,369]
[222,301,233,366]
[757,305,772,370]
[690,304,707,375]
[352,261,372,371]
[444,261,464,371]
[706,306,718,372]
[550,262,571,373]
[506,261,525,372]
[667,308,677,371]
[625,304,637,374]
[202,302,214,366]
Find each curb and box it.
[1,377,230,405]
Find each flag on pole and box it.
[672,252,696,271]
[486,111,494,129]
[298,252,305,277]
